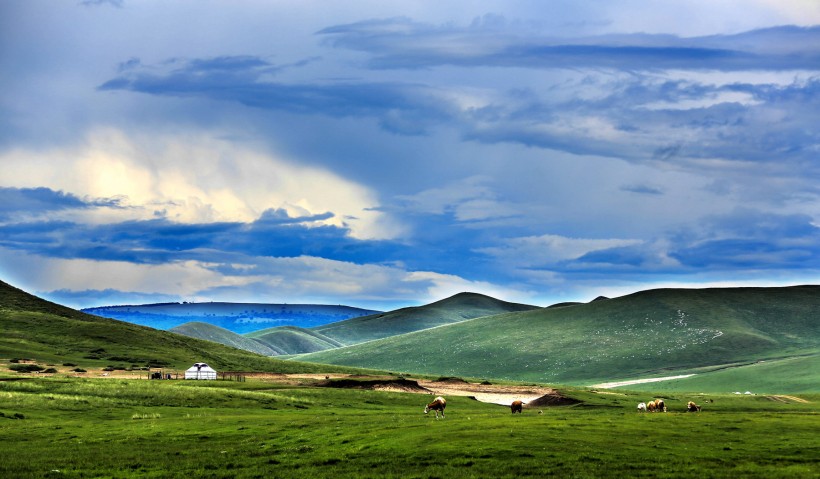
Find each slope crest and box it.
[314,292,539,345]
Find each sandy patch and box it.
[417,380,555,406]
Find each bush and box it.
[71,368,87,373]
[9,364,45,373]
[43,368,58,374]
[62,363,77,367]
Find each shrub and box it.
[71,368,87,373]
[9,364,45,373]
[43,368,58,374]
[62,363,77,367]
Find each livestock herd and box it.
[637,399,702,413]
[423,396,704,418]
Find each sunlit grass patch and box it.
[131,412,161,420]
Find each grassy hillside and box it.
[299,286,820,390]
[169,322,284,356]
[0,280,372,375]
[314,292,540,345]
[248,326,345,354]
[616,353,820,394]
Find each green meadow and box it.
[0,376,817,478]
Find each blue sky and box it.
[2,1,820,310]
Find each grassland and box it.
[0,376,817,478]
[299,286,820,390]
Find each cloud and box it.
[79,0,123,7]
[0,187,125,221]
[96,42,820,175]
[392,176,521,222]
[620,184,664,195]
[319,19,820,71]
[46,288,180,307]
[0,128,397,239]
[668,208,820,269]
[477,234,644,268]
[99,56,455,135]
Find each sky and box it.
[2,0,820,310]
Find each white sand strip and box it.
[591,374,696,389]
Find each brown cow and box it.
[511,400,523,414]
[424,396,446,419]
[647,399,667,412]
[687,401,701,412]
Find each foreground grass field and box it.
[0,377,817,478]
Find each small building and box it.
[184,362,217,380]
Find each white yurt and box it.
[184,362,217,380]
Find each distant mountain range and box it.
[82,302,381,333]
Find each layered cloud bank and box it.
[2,1,819,309]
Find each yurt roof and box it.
[186,362,216,372]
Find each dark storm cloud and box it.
[0,209,414,268]
[0,187,125,221]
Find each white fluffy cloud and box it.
[0,128,401,240]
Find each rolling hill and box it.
[0,280,372,375]
[314,291,541,345]
[158,292,539,356]
[248,326,345,354]
[298,286,820,391]
[82,302,381,333]
[169,322,284,356]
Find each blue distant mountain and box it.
[82,302,382,334]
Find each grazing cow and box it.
[687,401,701,412]
[424,396,446,419]
[511,400,523,414]
[646,399,666,412]
[637,402,647,412]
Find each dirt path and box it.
[590,374,696,389]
